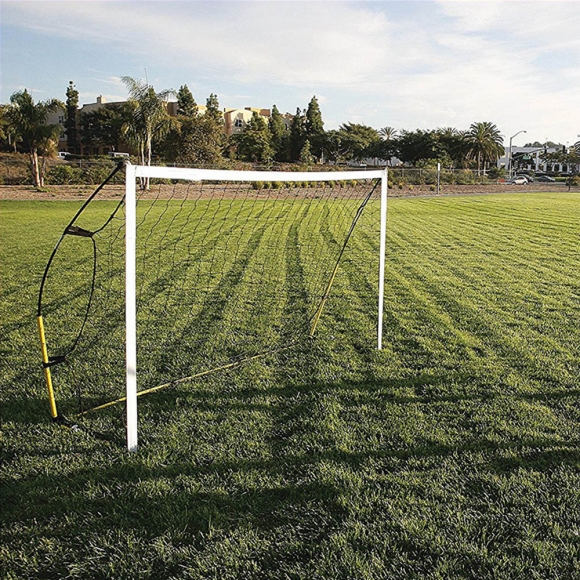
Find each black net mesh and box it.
[38,172,383,421]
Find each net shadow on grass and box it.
[136,219,273,390]
[4,337,579,577]
[133,361,580,471]
[3,375,578,563]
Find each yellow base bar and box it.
[79,342,297,416]
[37,316,58,419]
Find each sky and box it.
[1,0,579,146]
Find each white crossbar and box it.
[133,165,383,182]
[124,164,388,451]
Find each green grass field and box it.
[1,192,579,579]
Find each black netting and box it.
[38,171,383,422]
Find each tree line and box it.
[2,78,578,188]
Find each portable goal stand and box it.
[123,164,388,451]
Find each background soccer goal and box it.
[37,163,388,450]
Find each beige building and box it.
[48,96,285,155]
[46,96,128,154]
[223,107,271,136]
[45,107,67,149]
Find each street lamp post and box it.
[508,130,527,178]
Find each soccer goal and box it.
[37,163,388,451]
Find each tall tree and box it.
[289,107,305,162]
[396,129,447,165]
[436,127,468,168]
[322,129,348,163]
[121,76,174,187]
[65,81,79,153]
[337,123,380,161]
[0,104,16,151]
[6,89,63,187]
[80,103,132,153]
[176,85,198,118]
[236,111,274,163]
[299,139,314,166]
[378,126,397,141]
[204,93,226,156]
[163,115,223,166]
[304,96,325,161]
[377,126,399,164]
[205,93,223,124]
[268,104,288,161]
[465,121,504,175]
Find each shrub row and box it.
[251,179,364,190]
[45,163,124,185]
[387,168,496,186]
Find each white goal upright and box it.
[125,164,388,451]
[37,162,387,451]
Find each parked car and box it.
[536,175,555,182]
[57,151,70,160]
[506,176,528,185]
[515,174,534,183]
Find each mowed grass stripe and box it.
[387,254,575,397]
[392,206,578,285]
[388,213,577,347]
[383,198,578,393]
[1,194,579,579]
[389,198,578,330]
[403,196,580,271]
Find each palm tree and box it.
[378,126,398,141]
[6,90,63,187]
[121,76,174,189]
[465,122,504,175]
[437,127,469,169]
[378,126,398,165]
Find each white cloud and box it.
[3,1,395,87]
[89,76,126,88]
[2,0,579,141]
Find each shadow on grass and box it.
[3,356,579,578]
[3,376,578,530]
[1,444,349,577]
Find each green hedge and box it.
[46,162,124,185]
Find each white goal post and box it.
[125,163,388,451]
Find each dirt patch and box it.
[0,185,126,201]
[0,182,577,201]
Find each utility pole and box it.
[508,130,526,178]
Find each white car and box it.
[507,176,528,185]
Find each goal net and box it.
[37,163,388,450]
